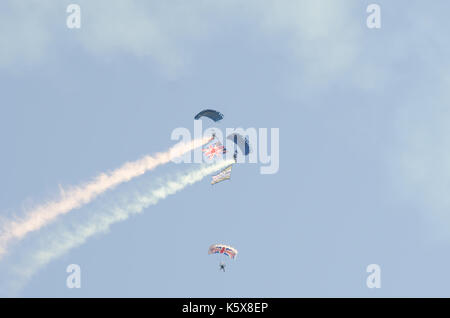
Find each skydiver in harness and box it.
[208,131,217,143]
[233,150,238,163]
[219,262,226,272]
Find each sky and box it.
[1,0,450,297]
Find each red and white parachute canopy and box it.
[208,244,238,259]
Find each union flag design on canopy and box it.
[202,142,225,160]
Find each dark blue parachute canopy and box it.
[194,109,224,122]
[227,133,251,156]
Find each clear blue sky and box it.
[1,0,450,297]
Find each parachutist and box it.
[233,151,238,163]
[208,244,238,270]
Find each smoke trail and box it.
[0,137,210,258]
[2,159,233,295]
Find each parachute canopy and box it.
[194,109,224,122]
[208,244,238,259]
[227,133,251,156]
[203,142,226,160]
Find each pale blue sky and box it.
[1,0,450,297]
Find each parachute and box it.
[202,142,226,160]
[194,109,224,122]
[227,133,251,156]
[209,243,238,272]
[208,244,238,259]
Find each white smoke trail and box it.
[2,159,233,295]
[0,137,210,258]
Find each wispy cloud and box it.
[0,0,362,80]
[391,96,450,240]
[0,1,56,68]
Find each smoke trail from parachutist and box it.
[3,159,233,295]
[0,137,210,259]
